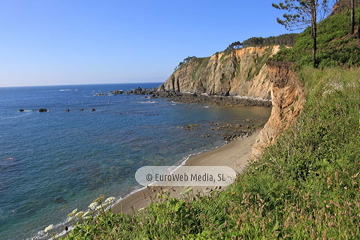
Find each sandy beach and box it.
[112,130,259,214]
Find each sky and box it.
[0,0,298,87]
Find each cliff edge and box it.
[252,61,305,158]
[159,46,282,100]
[160,46,305,158]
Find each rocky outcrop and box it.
[156,92,272,107]
[252,61,305,158]
[159,45,305,159]
[159,46,282,100]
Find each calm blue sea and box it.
[0,83,271,239]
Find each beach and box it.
[112,130,259,214]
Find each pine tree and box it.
[272,0,330,67]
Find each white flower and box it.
[83,211,90,217]
[68,208,78,217]
[88,202,98,210]
[105,197,115,204]
[95,205,103,211]
[102,202,110,209]
[75,211,84,218]
[44,224,53,232]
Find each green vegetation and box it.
[61,4,360,239]
[63,67,360,239]
[272,6,360,68]
[226,33,298,51]
[246,46,273,81]
[175,56,197,71]
[272,0,331,66]
[220,73,227,83]
[191,57,210,82]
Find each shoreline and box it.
[111,130,259,214]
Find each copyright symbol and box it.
[146,174,153,181]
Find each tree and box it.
[350,0,355,34]
[272,0,330,67]
[174,56,197,71]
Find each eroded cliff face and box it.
[160,46,305,159]
[252,62,305,158]
[159,46,281,100]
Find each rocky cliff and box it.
[252,61,305,158]
[159,46,282,100]
[160,46,305,158]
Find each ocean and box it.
[0,83,271,239]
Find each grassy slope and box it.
[63,7,360,240]
[272,6,360,68]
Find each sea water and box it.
[0,83,271,239]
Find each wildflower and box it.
[94,195,105,205]
[105,197,116,204]
[68,208,78,217]
[95,205,103,211]
[44,224,53,233]
[88,202,98,210]
[83,211,90,217]
[75,211,85,218]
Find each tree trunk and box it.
[358,17,360,39]
[311,0,317,67]
[351,0,355,34]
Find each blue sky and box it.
[0,0,297,87]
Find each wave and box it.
[1,111,33,120]
[138,101,155,104]
[28,219,73,240]
[114,141,227,200]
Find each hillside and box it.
[61,4,360,239]
[159,46,280,99]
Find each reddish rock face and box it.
[160,46,306,160]
[160,46,282,100]
[252,62,305,159]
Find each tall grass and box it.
[59,6,360,239]
[62,67,360,239]
[272,6,360,68]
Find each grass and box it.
[60,66,360,239]
[271,6,360,68]
[58,7,360,239]
[246,46,273,81]
[191,57,210,83]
